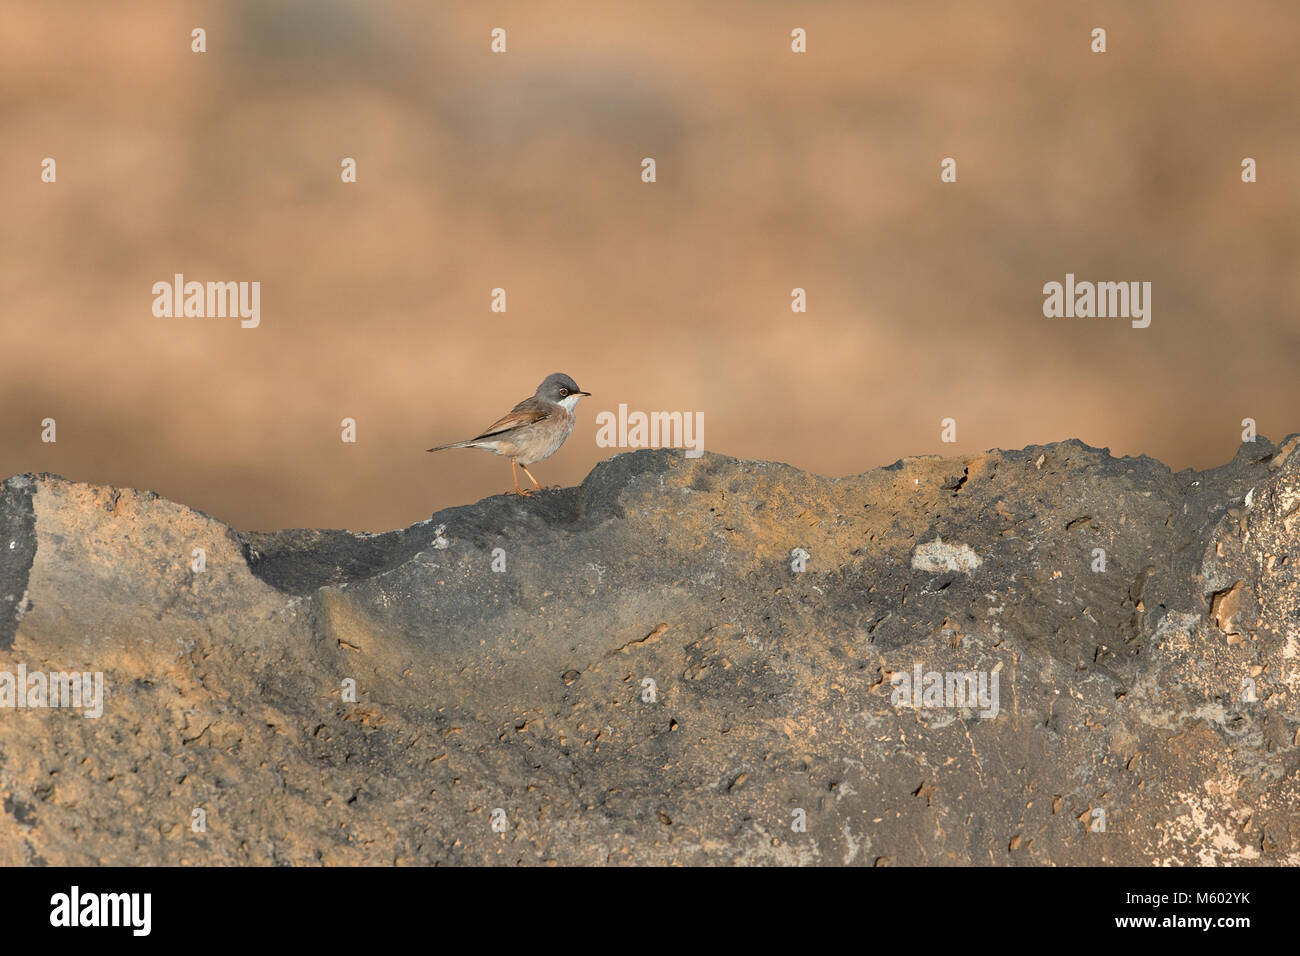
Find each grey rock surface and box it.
[1,438,1298,865]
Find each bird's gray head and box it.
[536,372,589,409]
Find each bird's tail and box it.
[426,440,478,453]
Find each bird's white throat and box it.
[556,394,583,412]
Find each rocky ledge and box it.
[1,438,1299,865]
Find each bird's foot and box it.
[511,487,535,497]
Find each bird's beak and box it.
[578,391,591,396]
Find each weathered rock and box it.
[1,438,1298,865]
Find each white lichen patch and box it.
[912,537,981,573]
[1155,775,1259,865]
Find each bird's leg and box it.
[519,463,543,492]
[511,459,533,497]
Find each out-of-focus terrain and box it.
[2,1,1297,530]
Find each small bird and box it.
[427,373,590,496]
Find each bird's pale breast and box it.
[513,407,575,465]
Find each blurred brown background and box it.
[2,1,1298,531]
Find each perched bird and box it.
[427,373,590,496]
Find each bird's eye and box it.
[559,387,569,396]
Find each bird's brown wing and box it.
[468,396,548,441]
